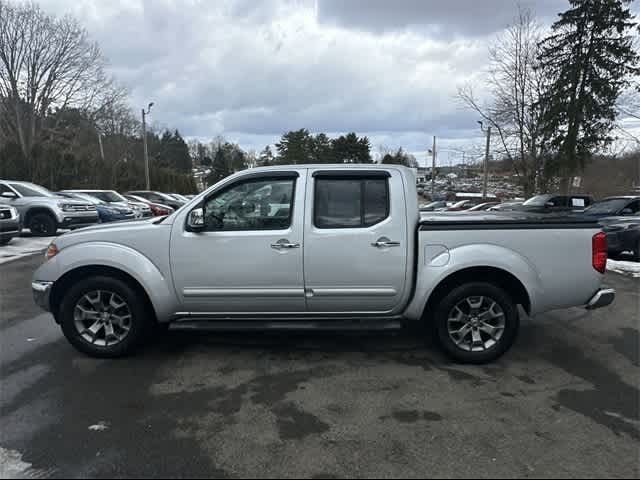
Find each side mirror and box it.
[545,201,555,208]
[187,207,205,232]
[1,191,17,199]
[621,208,634,216]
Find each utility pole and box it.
[483,126,491,200]
[97,132,105,162]
[142,102,154,190]
[478,121,491,200]
[431,135,437,199]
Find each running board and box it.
[169,319,404,332]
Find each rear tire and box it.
[433,282,519,364]
[28,212,57,236]
[59,276,150,358]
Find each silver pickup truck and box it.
[32,165,615,363]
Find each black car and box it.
[125,191,185,211]
[583,196,640,220]
[601,216,640,261]
[516,194,594,214]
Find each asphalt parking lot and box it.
[0,254,638,478]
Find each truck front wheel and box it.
[59,276,150,358]
[433,282,519,364]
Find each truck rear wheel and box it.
[59,276,150,358]
[28,212,57,236]
[433,282,519,364]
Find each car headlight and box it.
[61,204,74,212]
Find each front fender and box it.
[405,243,543,320]
[33,242,178,322]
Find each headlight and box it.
[61,204,74,212]
[45,243,59,261]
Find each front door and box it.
[170,171,306,314]
[303,169,408,314]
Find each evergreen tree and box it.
[537,0,639,186]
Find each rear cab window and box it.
[313,171,390,229]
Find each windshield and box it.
[83,191,127,203]
[523,195,551,206]
[72,193,104,204]
[10,183,55,197]
[585,198,629,215]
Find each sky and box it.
[28,0,640,166]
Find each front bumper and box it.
[32,281,53,312]
[586,288,616,310]
[0,218,21,241]
[60,213,99,229]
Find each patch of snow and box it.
[607,259,640,278]
[0,447,31,479]
[0,233,51,265]
[88,422,109,432]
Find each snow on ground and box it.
[607,259,640,278]
[0,233,51,265]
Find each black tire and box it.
[28,212,57,236]
[59,276,150,358]
[433,282,519,364]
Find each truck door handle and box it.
[372,238,401,248]
[271,241,300,250]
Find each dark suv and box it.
[583,196,640,220]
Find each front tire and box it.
[433,282,519,364]
[59,276,150,358]
[29,212,57,236]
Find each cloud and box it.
[316,0,568,37]
[27,0,627,160]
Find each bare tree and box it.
[457,8,549,195]
[0,1,113,179]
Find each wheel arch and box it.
[50,265,157,324]
[24,207,58,225]
[421,266,531,322]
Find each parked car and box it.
[419,201,447,212]
[63,189,152,219]
[0,205,20,245]
[0,180,98,236]
[168,193,190,203]
[516,194,594,214]
[488,201,523,211]
[582,196,640,220]
[123,194,175,217]
[600,216,640,261]
[32,165,614,363]
[447,200,479,211]
[467,202,501,212]
[125,190,185,210]
[57,192,135,223]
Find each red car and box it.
[123,194,175,217]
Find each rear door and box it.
[303,169,409,314]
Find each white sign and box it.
[572,198,585,207]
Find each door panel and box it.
[303,169,408,314]
[170,171,306,314]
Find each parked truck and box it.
[32,165,615,363]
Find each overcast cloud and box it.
[28,0,640,165]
